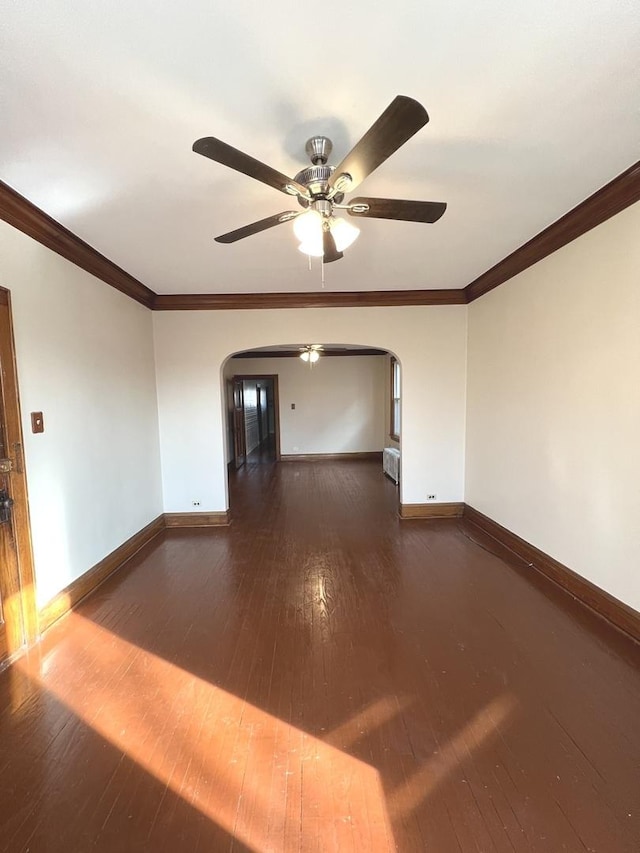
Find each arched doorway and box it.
[221,343,401,509]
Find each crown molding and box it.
[3,160,639,311]
[0,180,155,308]
[464,160,640,303]
[152,289,466,310]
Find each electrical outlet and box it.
[427,494,437,501]
[192,500,200,507]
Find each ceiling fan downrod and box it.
[305,135,332,165]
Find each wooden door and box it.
[232,378,246,469]
[0,289,36,664]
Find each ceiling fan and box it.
[299,344,323,363]
[192,95,446,263]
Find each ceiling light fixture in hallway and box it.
[299,345,322,365]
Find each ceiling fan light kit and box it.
[297,238,323,258]
[192,95,447,271]
[330,217,360,252]
[293,209,323,244]
[293,210,360,257]
[300,345,322,365]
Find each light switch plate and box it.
[31,412,44,433]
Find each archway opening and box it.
[221,343,402,511]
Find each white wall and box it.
[466,201,640,611]
[153,306,468,512]
[0,221,163,608]
[226,355,386,455]
[6,196,636,618]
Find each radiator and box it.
[383,447,400,484]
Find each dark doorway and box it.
[228,375,280,469]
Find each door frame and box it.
[231,377,246,469]
[231,374,281,461]
[0,287,37,661]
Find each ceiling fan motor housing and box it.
[294,165,334,206]
[295,138,344,207]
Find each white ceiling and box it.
[2,1,639,295]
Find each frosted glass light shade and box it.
[295,210,359,257]
[293,210,323,243]
[297,238,324,258]
[330,217,360,252]
[300,350,310,361]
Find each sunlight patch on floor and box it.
[19,612,396,851]
[388,693,518,820]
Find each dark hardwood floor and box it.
[1,460,639,851]
[246,434,277,465]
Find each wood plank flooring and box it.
[1,459,639,851]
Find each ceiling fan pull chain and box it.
[321,258,325,288]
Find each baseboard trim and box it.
[400,502,464,519]
[164,511,230,528]
[281,451,383,462]
[38,510,232,633]
[38,515,165,633]
[463,504,640,643]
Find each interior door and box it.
[232,378,246,469]
[0,291,29,663]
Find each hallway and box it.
[246,434,277,465]
[1,460,639,851]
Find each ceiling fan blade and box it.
[328,96,429,194]
[193,137,309,198]
[323,228,343,263]
[347,197,447,223]
[215,211,300,244]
